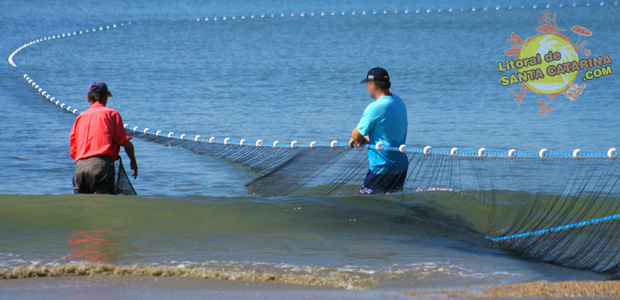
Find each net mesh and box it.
[114,158,137,196]
[133,130,620,273]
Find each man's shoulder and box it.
[385,94,406,108]
[371,96,394,109]
[363,100,382,115]
[105,107,121,117]
[384,94,404,102]
[85,106,121,117]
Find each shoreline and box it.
[4,276,620,299]
[0,275,375,300]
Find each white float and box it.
[508,149,517,158]
[423,145,432,155]
[539,148,548,160]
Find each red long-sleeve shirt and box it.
[69,102,132,162]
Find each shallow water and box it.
[0,0,618,296]
[0,194,605,291]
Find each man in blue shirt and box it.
[349,67,408,194]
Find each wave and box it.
[0,262,375,290]
[0,260,513,290]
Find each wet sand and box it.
[468,280,620,298]
[406,280,620,298]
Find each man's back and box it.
[70,102,130,162]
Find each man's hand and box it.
[349,128,369,148]
[122,141,138,179]
[130,160,138,179]
[349,137,369,148]
[349,137,357,148]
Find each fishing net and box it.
[131,130,620,273]
[114,158,137,196]
[8,0,620,276]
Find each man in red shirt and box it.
[70,81,138,194]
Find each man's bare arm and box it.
[349,128,369,148]
[122,141,138,179]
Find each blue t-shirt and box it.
[356,94,409,174]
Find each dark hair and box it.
[87,92,107,103]
[375,81,391,91]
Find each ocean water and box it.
[1,0,618,298]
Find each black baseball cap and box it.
[360,67,390,84]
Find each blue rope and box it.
[133,130,616,158]
[490,213,620,242]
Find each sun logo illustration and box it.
[499,11,612,114]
